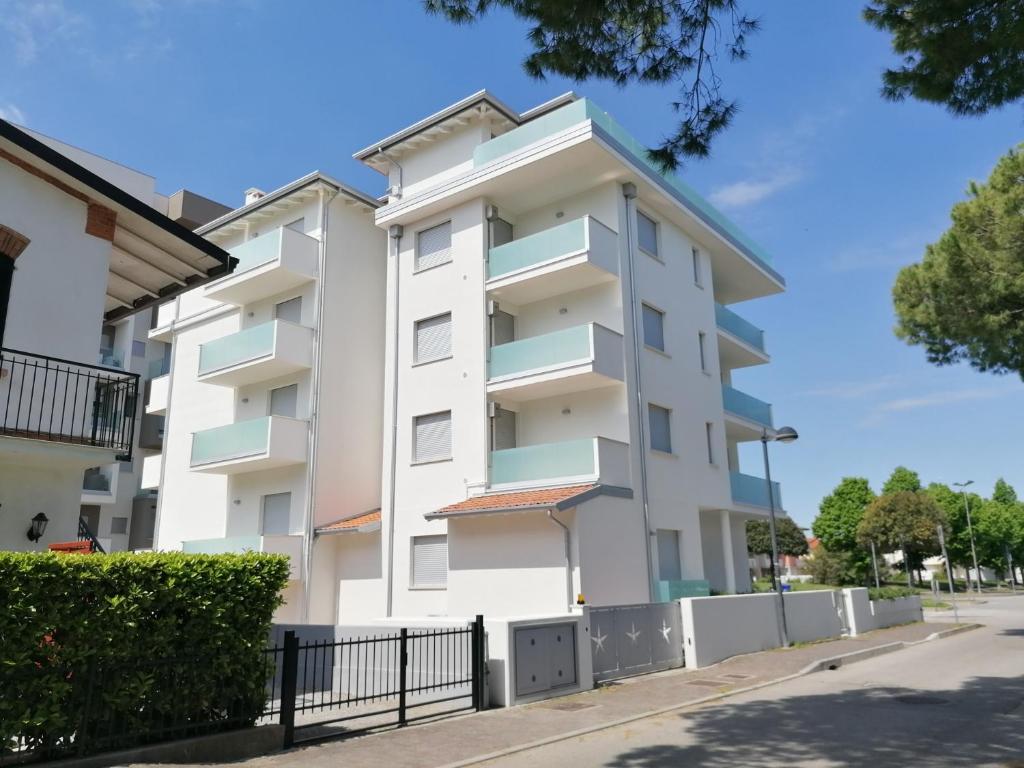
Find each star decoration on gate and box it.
[626,623,641,644]
[659,619,673,643]
[591,625,608,653]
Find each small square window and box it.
[416,221,452,270]
[132,340,147,358]
[642,304,665,352]
[110,516,128,535]
[262,492,292,536]
[414,411,452,462]
[412,534,448,588]
[637,211,659,257]
[415,313,452,363]
[649,404,672,453]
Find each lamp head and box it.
[27,512,49,543]
[774,426,799,444]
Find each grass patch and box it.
[921,598,952,610]
[751,580,838,593]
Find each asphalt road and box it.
[483,596,1024,767]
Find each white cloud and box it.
[858,385,1016,427]
[802,375,902,399]
[0,0,87,65]
[0,103,26,124]
[830,228,943,272]
[710,167,802,209]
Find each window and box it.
[698,332,707,372]
[411,534,448,588]
[262,492,291,535]
[414,410,452,462]
[132,340,147,358]
[656,529,682,581]
[415,313,452,363]
[692,247,703,286]
[642,304,665,351]
[705,422,715,464]
[275,296,302,324]
[110,516,129,535]
[269,384,298,418]
[637,211,658,257]
[648,404,672,453]
[416,221,452,270]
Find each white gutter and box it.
[384,223,403,617]
[547,509,575,610]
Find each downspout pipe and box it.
[301,185,337,623]
[547,510,574,610]
[622,182,656,603]
[376,147,404,199]
[384,223,403,617]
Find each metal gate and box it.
[267,616,487,746]
[589,602,683,682]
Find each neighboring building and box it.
[148,174,387,622]
[346,91,788,621]
[21,126,231,553]
[0,119,231,552]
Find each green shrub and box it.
[0,551,289,758]
[868,586,917,601]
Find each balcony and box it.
[722,385,773,440]
[204,227,318,306]
[488,323,624,402]
[486,216,619,305]
[0,348,139,467]
[81,465,116,504]
[146,374,169,415]
[182,534,303,579]
[197,320,313,387]
[730,471,783,512]
[140,453,162,490]
[490,436,630,489]
[189,415,308,474]
[715,304,768,369]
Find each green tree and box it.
[993,478,1018,505]
[425,0,759,170]
[746,517,809,557]
[858,491,946,585]
[812,477,876,552]
[926,482,983,574]
[882,466,922,495]
[892,146,1024,377]
[864,1,1024,118]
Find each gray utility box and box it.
[514,623,577,698]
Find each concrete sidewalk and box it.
[201,620,960,768]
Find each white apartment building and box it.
[347,91,787,621]
[0,119,231,552]
[148,174,386,623]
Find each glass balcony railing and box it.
[147,357,170,379]
[490,437,596,486]
[228,228,284,273]
[191,417,270,467]
[489,325,591,379]
[488,217,587,279]
[730,471,783,510]
[182,535,261,555]
[721,385,773,429]
[715,303,766,354]
[654,580,711,602]
[473,98,777,277]
[198,322,275,376]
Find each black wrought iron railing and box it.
[0,348,140,460]
[77,516,105,554]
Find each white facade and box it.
[150,175,387,623]
[0,119,230,553]
[354,91,790,622]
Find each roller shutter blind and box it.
[637,211,658,256]
[415,313,452,363]
[416,221,452,270]
[412,534,448,587]
[414,411,451,462]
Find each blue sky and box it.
[3,0,1022,527]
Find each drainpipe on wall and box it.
[621,182,656,603]
[150,300,180,552]
[300,185,338,624]
[384,223,404,617]
[376,148,404,200]
[547,509,574,610]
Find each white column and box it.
[720,509,737,594]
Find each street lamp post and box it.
[953,480,982,594]
[761,426,798,649]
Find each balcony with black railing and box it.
[0,348,140,460]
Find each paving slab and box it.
[149,621,956,768]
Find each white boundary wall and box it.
[843,589,923,635]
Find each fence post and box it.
[472,614,486,711]
[77,659,98,756]
[398,628,408,727]
[279,631,298,748]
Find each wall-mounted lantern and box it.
[26,513,49,542]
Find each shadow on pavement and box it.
[604,675,1024,767]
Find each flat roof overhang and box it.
[373,121,784,305]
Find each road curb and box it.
[437,627,974,768]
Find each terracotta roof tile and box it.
[433,484,599,517]
[317,509,381,533]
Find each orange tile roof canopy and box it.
[429,483,632,519]
[316,509,381,534]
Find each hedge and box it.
[867,586,918,601]
[0,551,289,759]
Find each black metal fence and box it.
[275,616,486,746]
[0,347,140,460]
